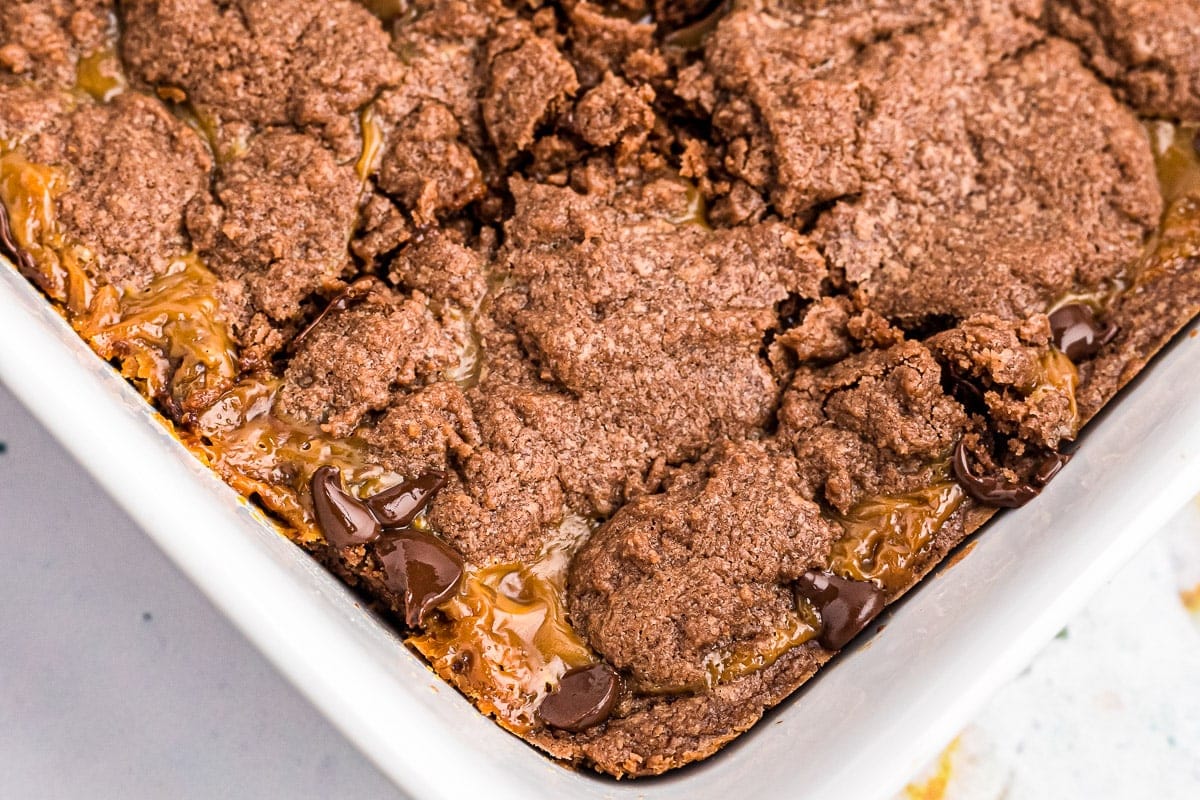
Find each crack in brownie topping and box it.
[5,0,1200,778]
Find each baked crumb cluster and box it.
[3,0,1200,777]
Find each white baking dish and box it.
[3,255,1199,800]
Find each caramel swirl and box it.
[409,519,596,734]
[829,480,965,595]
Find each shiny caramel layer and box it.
[409,518,596,734]
[830,479,965,595]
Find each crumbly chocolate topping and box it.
[3,0,1200,780]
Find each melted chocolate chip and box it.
[951,439,1040,508]
[794,571,886,651]
[943,362,988,415]
[310,466,381,549]
[0,201,38,279]
[1048,303,1118,361]
[364,471,447,529]
[1032,451,1071,487]
[536,663,621,732]
[376,529,464,628]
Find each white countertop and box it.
[0,382,405,800]
[2,379,1198,800]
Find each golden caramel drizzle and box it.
[1141,123,1200,277]
[75,48,127,103]
[658,181,712,229]
[190,378,405,544]
[1149,122,1200,206]
[1035,348,1079,434]
[704,601,820,688]
[0,152,95,314]
[356,106,385,182]
[409,516,596,733]
[829,480,965,595]
[358,0,413,22]
[1049,277,1128,315]
[438,302,484,389]
[79,255,239,414]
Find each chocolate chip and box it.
[1032,451,1071,487]
[1048,303,1118,361]
[364,471,447,529]
[794,571,886,651]
[376,529,464,628]
[951,438,1040,508]
[943,362,988,415]
[536,663,621,732]
[310,465,381,549]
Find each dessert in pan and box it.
[3,0,1200,778]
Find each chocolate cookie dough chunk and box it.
[482,18,579,162]
[692,0,1161,322]
[357,0,514,255]
[562,1,658,88]
[927,314,1078,451]
[119,0,398,158]
[492,172,825,515]
[779,336,968,513]
[420,374,570,562]
[1047,0,1200,119]
[276,281,467,438]
[6,90,212,295]
[186,130,361,325]
[0,0,114,88]
[817,35,1161,322]
[568,440,841,692]
[277,281,468,441]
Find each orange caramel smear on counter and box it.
[1,98,1198,731]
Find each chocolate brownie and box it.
[3,0,1200,781]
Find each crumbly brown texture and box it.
[119,0,398,159]
[186,130,363,325]
[4,0,1200,781]
[568,440,841,691]
[2,88,212,292]
[0,0,114,89]
[1047,0,1200,119]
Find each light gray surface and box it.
[0,382,405,800]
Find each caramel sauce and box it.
[1049,278,1128,314]
[829,480,965,595]
[79,255,239,414]
[438,302,484,389]
[703,601,819,687]
[359,0,414,22]
[0,152,95,314]
[1035,348,1079,434]
[191,378,406,544]
[356,106,385,182]
[1141,123,1200,279]
[409,516,596,733]
[75,48,127,103]
[1150,122,1200,206]
[662,181,711,229]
